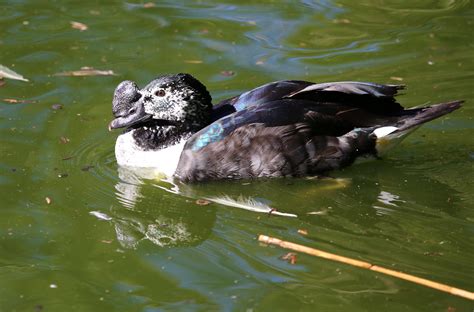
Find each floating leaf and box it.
[59,136,70,144]
[2,98,36,104]
[333,18,351,24]
[307,210,327,215]
[81,165,95,171]
[70,21,88,31]
[196,199,211,206]
[280,252,297,264]
[143,2,155,8]
[297,229,308,236]
[0,64,29,82]
[54,67,116,77]
[390,76,404,81]
[221,70,235,77]
[184,60,203,64]
[423,251,444,256]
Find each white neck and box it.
[115,130,186,177]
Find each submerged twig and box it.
[258,235,474,301]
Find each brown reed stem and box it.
[258,234,474,301]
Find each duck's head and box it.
[108,73,212,132]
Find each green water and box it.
[1,1,473,311]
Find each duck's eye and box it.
[155,89,166,97]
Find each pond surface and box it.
[1,1,473,311]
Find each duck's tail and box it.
[372,100,463,156]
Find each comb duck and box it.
[108,73,462,182]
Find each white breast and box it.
[115,130,186,177]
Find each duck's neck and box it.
[131,116,213,151]
[131,125,188,151]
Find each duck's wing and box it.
[211,80,405,121]
[187,100,380,152]
[286,81,403,99]
[188,100,329,151]
[188,81,406,152]
[211,80,311,121]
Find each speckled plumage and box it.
[109,73,462,182]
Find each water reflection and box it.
[104,158,464,246]
[377,190,405,207]
[107,165,303,248]
[372,190,405,216]
[105,167,210,248]
[115,166,171,209]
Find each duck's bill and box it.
[108,115,151,131]
[108,100,153,131]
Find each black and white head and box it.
[109,73,212,130]
[109,73,213,147]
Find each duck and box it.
[108,73,462,182]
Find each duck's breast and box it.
[115,131,186,176]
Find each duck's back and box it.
[174,81,461,182]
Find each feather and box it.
[205,195,297,217]
[89,211,113,221]
[287,81,404,98]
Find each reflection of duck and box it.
[107,168,353,248]
[108,73,462,182]
[103,158,463,249]
[107,166,215,249]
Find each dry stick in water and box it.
[258,235,474,301]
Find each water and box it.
[1,1,473,311]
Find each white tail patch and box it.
[206,195,297,218]
[373,126,398,138]
[373,126,419,156]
